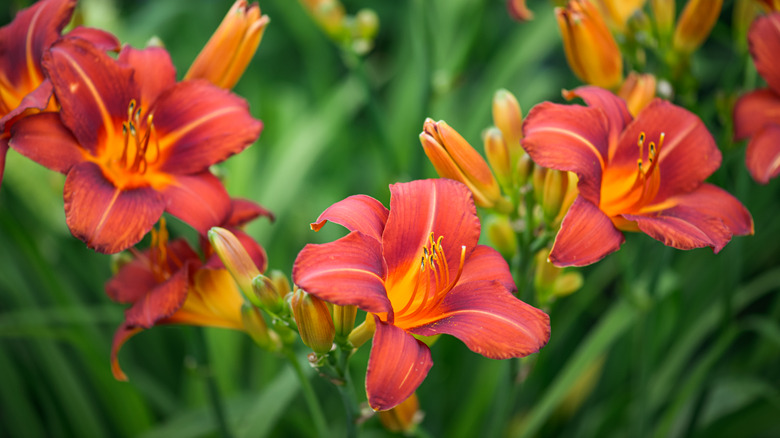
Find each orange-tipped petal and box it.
[746,124,780,184]
[310,194,389,242]
[293,232,392,315]
[8,112,83,173]
[367,318,433,411]
[161,172,232,235]
[64,162,166,254]
[733,89,780,141]
[549,196,625,267]
[110,323,143,381]
[522,102,609,205]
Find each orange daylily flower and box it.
[9,38,262,253]
[734,12,780,184]
[0,0,118,188]
[293,179,550,411]
[108,200,270,381]
[522,86,753,267]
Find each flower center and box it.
[393,233,465,327]
[130,218,182,283]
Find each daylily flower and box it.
[108,201,270,381]
[293,179,550,411]
[9,37,262,253]
[734,12,780,184]
[0,0,118,187]
[522,86,753,267]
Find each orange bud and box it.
[507,0,534,21]
[252,274,286,315]
[378,392,423,432]
[290,289,335,354]
[672,0,724,54]
[485,215,517,259]
[595,0,648,33]
[208,227,261,304]
[556,0,623,89]
[332,304,357,339]
[185,1,269,89]
[492,89,525,163]
[420,119,510,212]
[618,71,657,116]
[483,127,512,190]
[651,0,676,39]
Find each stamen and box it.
[117,99,158,174]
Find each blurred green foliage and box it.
[1,0,779,437]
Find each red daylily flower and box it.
[0,0,118,187]
[108,200,270,381]
[8,37,262,253]
[523,86,753,267]
[733,12,780,184]
[293,179,550,411]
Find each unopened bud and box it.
[242,304,280,351]
[483,127,512,190]
[332,304,358,339]
[492,89,524,160]
[378,392,423,432]
[595,0,646,34]
[672,0,724,54]
[208,227,261,303]
[534,249,583,305]
[618,72,657,116]
[290,289,335,354]
[516,151,534,187]
[268,270,292,296]
[252,274,286,315]
[651,0,675,40]
[485,215,518,259]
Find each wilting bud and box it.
[252,274,286,315]
[485,215,518,259]
[651,0,675,39]
[290,288,335,354]
[332,304,357,339]
[208,227,261,303]
[618,71,657,116]
[556,0,623,89]
[378,392,423,431]
[534,249,584,305]
[184,0,269,89]
[595,0,648,33]
[242,304,280,351]
[507,0,534,21]
[420,119,511,212]
[483,127,512,190]
[492,89,525,161]
[672,0,724,54]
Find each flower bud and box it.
[290,289,335,354]
[556,0,623,89]
[332,304,357,339]
[491,89,525,162]
[672,0,724,54]
[184,0,269,89]
[595,0,647,33]
[507,0,534,22]
[651,0,675,39]
[241,304,281,351]
[485,215,518,259]
[208,227,261,304]
[534,249,583,305]
[618,71,656,116]
[516,151,534,187]
[378,392,423,432]
[420,119,510,212]
[268,269,292,297]
[483,127,512,190]
[252,274,286,315]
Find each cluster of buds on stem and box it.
[299,0,379,54]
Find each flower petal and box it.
[366,318,433,411]
[383,179,480,291]
[293,231,392,315]
[563,86,632,157]
[522,101,609,204]
[227,198,274,226]
[123,261,192,329]
[733,89,780,141]
[152,80,262,174]
[410,246,550,359]
[43,37,136,155]
[749,13,780,95]
[64,161,165,253]
[628,184,754,252]
[117,45,177,107]
[161,172,232,235]
[8,112,84,173]
[746,124,780,184]
[64,26,120,52]
[619,99,721,201]
[0,80,54,131]
[310,194,389,241]
[549,196,625,267]
[110,323,143,381]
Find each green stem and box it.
[284,349,329,437]
[192,329,233,438]
[335,360,359,438]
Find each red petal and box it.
[733,89,780,141]
[0,0,75,103]
[628,184,754,252]
[117,46,176,106]
[746,124,780,184]
[64,27,120,52]
[161,172,231,234]
[619,99,720,201]
[522,102,609,205]
[64,162,165,253]
[152,81,262,174]
[366,318,433,411]
[310,194,389,242]
[123,261,191,328]
[564,86,632,158]
[383,179,480,292]
[293,231,392,315]
[549,196,625,267]
[749,13,780,95]
[227,198,274,226]
[0,80,54,131]
[43,38,135,154]
[8,112,83,173]
[410,245,550,358]
[110,323,143,381]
